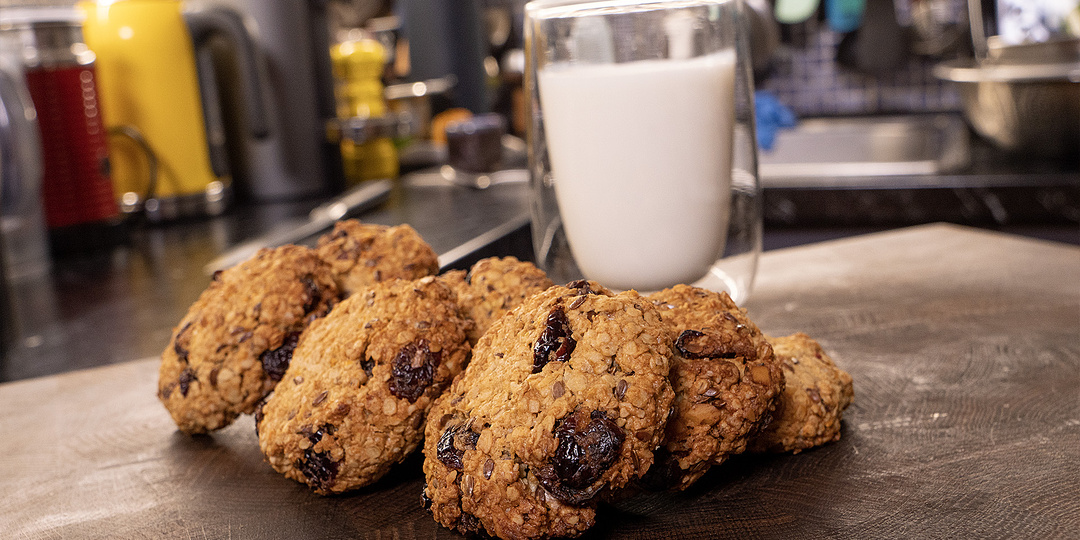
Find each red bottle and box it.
[5,13,124,255]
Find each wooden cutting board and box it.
[2,224,1077,538]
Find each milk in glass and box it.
[538,50,736,291]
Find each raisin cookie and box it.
[315,219,439,297]
[643,285,783,490]
[748,333,854,454]
[256,277,471,494]
[158,245,339,434]
[441,257,554,344]
[422,280,675,540]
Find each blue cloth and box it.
[755,90,797,151]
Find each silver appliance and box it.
[197,0,344,199]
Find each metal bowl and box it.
[934,48,1080,159]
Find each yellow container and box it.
[80,0,225,202]
[331,38,398,184]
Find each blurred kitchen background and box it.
[1,0,1077,381]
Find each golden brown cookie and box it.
[158,245,339,434]
[749,332,854,454]
[441,257,554,345]
[315,219,439,296]
[422,280,675,539]
[256,277,471,494]
[643,285,782,490]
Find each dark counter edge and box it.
[2,178,1078,383]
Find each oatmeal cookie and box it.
[748,332,854,454]
[441,257,554,344]
[315,219,439,296]
[422,280,675,540]
[256,277,471,494]
[158,245,339,434]
[643,285,782,490]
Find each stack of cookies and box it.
[156,219,853,540]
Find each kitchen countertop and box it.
[762,136,1079,229]
[1,151,1077,383]
[1,174,534,382]
[2,224,1078,538]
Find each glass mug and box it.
[525,0,762,303]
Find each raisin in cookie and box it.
[441,257,554,345]
[158,245,339,434]
[643,285,782,490]
[315,219,439,296]
[257,277,471,494]
[422,280,675,540]
[748,333,854,454]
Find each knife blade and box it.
[203,179,393,274]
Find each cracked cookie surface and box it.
[257,277,471,494]
[644,285,782,490]
[422,280,675,540]
[749,332,854,454]
[158,245,339,434]
[315,219,439,297]
[441,257,554,345]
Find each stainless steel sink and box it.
[758,114,971,188]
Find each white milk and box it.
[538,51,736,291]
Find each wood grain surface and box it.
[2,224,1078,539]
